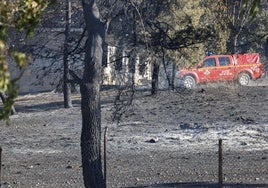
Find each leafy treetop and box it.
[0,0,48,123]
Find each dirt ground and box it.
[0,79,268,188]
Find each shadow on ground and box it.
[13,97,118,113]
[14,99,81,113]
[127,182,268,188]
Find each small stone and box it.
[147,138,158,143]
[66,165,73,169]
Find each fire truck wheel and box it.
[183,75,196,89]
[238,73,251,86]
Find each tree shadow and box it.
[13,99,82,113]
[12,94,119,113]
[126,182,268,188]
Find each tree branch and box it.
[69,69,82,84]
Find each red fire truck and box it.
[177,53,264,89]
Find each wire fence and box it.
[104,133,268,188]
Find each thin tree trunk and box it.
[161,47,172,90]
[227,33,235,54]
[151,62,159,95]
[264,37,268,59]
[63,0,73,108]
[80,0,105,187]
[171,62,176,90]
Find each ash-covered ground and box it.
[0,80,267,188]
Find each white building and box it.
[11,32,154,94]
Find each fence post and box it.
[218,139,223,188]
[104,127,108,188]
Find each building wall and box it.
[12,43,153,94]
[102,46,152,87]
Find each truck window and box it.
[219,57,230,66]
[203,58,216,67]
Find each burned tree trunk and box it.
[151,61,159,95]
[80,0,105,187]
[63,0,73,108]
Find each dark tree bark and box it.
[264,37,268,59]
[151,62,159,95]
[63,0,73,108]
[227,31,239,54]
[80,0,105,187]
[171,62,176,90]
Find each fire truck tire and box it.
[238,73,251,86]
[183,75,196,89]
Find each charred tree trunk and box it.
[265,37,268,59]
[171,62,176,90]
[63,0,73,108]
[80,0,105,187]
[227,32,239,54]
[151,62,159,95]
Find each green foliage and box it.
[16,0,48,36]
[243,0,261,18]
[141,0,264,67]
[12,51,28,69]
[240,1,268,57]
[0,80,18,124]
[0,0,47,123]
[150,0,218,68]
[211,0,264,53]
